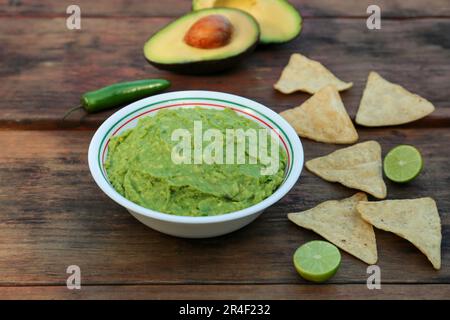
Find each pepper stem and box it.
[63,105,84,120]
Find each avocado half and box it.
[192,0,302,44]
[144,8,260,74]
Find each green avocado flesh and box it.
[105,108,286,216]
[143,8,260,74]
[192,0,302,44]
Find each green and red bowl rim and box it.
[88,91,304,224]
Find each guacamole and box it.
[105,108,286,216]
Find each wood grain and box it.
[0,284,449,300]
[1,0,450,18]
[0,17,449,129]
[0,129,448,286]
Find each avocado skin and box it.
[145,38,258,75]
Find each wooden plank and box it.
[0,17,449,129]
[0,129,448,286]
[0,284,449,300]
[1,0,450,18]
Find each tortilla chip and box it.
[356,71,435,126]
[306,141,387,199]
[357,198,441,269]
[274,53,353,94]
[280,85,358,144]
[288,193,377,264]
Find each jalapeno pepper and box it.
[64,79,171,119]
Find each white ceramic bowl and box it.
[88,91,303,238]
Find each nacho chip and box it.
[274,53,353,94]
[356,72,435,126]
[288,193,377,264]
[280,85,358,144]
[306,141,387,199]
[357,198,441,269]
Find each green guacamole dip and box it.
[105,108,286,216]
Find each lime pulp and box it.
[293,240,341,283]
[383,145,423,183]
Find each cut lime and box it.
[293,240,341,283]
[384,145,423,183]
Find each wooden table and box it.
[0,0,449,299]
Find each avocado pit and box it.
[184,14,233,49]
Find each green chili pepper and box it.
[64,79,171,119]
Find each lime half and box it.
[384,145,423,183]
[293,240,341,283]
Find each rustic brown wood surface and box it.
[0,0,449,299]
[2,0,450,18]
[1,284,450,300]
[1,16,450,129]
